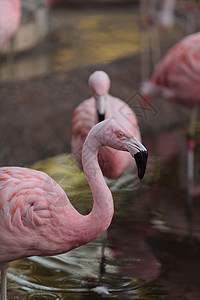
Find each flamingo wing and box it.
[0,167,71,261]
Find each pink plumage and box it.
[0,0,21,48]
[0,167,76,262]
[141,32,200,104]
[71,71,141,179]
[0,119,147,299]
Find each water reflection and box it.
[8,236,162,299]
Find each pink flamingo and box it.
[0,119,147,300]
[141,32,200,205]
[0,0,21,48]
[71,70,142,179]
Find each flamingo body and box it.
[0,0,21,48]
[71,71,141,179]
[141,33,200,105]
[0,167,83,262]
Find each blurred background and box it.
[1,1,200,299]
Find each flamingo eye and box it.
[118,132,124,138]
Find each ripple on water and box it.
[7,236,165,299]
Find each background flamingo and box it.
[141,32,200,207]
[0,0,21,48]
[71,70,142,179]
[158,0,177,30]
[0,119,147,300]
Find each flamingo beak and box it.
[134,150,148,179]
[95,95,105,122]
[126,137,148,180]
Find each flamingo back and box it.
[0,167,76,262]
[144,33,200,104]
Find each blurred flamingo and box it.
[71,70,142,179]
[158,0,177,30]
[0,0,21,48]
[141,32,200,205]
[0,119,147,300]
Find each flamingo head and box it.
[88,71,110,122]
[91,119,148,179]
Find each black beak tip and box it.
[134,151,148,180]
[98,113,105,122]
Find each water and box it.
[0,8,140,82]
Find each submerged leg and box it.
[186,106,198,230]
[98,230,107,285]
[91,231,109,296]
[1,263,9,300]
[187,106,198,196]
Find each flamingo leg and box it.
[1,267,7,300]
[186,105,198,224]
[91,231,109,295]
[98,231,107,286]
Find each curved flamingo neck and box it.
[46,127,114,254]
[79,131,114,243]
